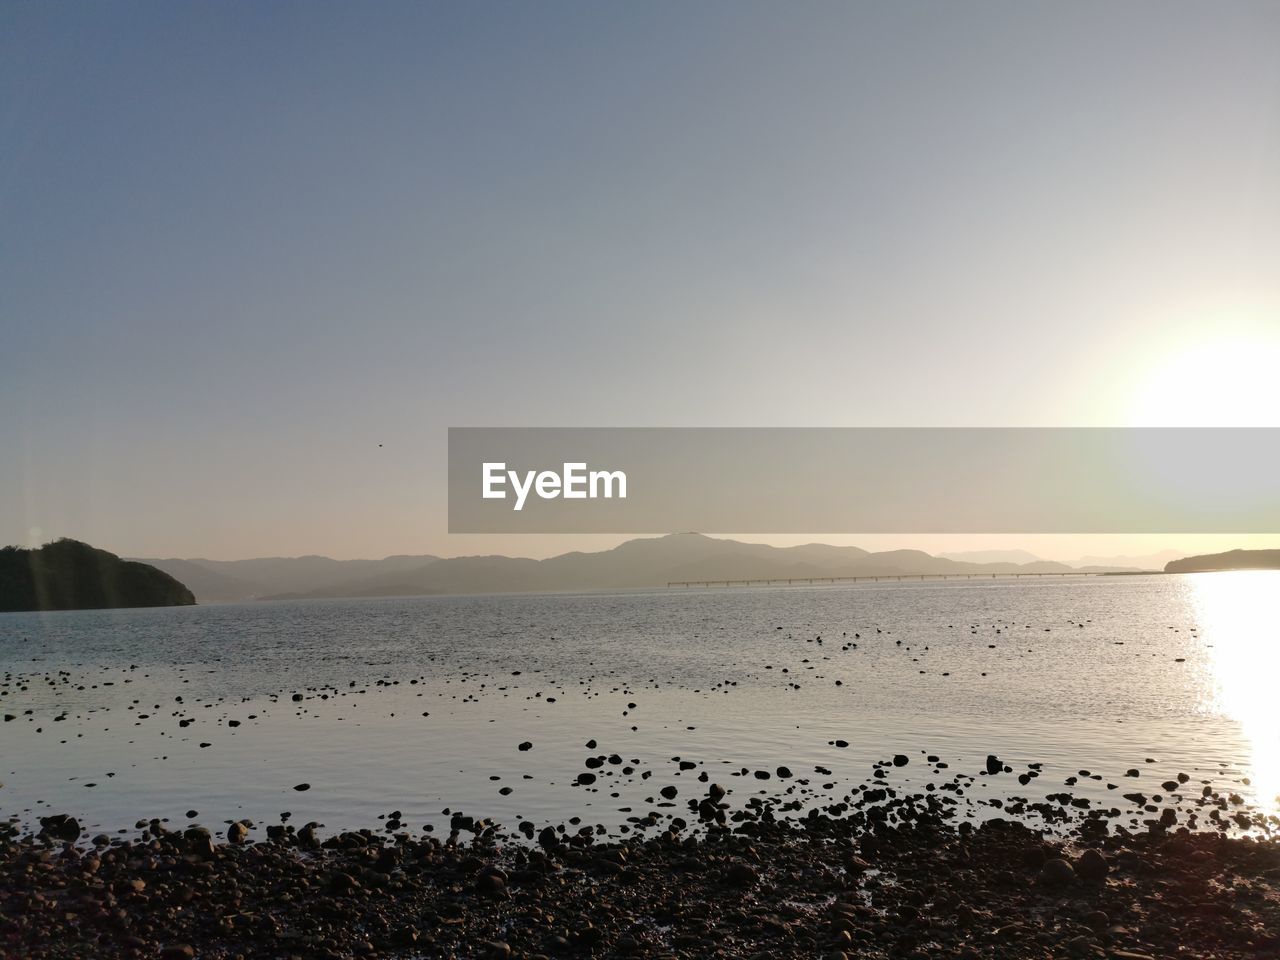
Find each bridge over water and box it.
[667,571,1105,588]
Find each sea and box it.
[2,571,1277,841]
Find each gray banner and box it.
[448,428,1280,533]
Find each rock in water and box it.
[38,815,80,841]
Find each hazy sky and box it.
[3,2,1278,561]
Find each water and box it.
[2,572,1277,840]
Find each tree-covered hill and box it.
[0,539,196,612]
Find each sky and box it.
[2,1,1279,561]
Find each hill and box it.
[0,539,196,612]
[134,554,441,602]
[1074,550,1183,570]
[1165,549,1280,574]
[939,549,1043,565]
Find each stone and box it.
[38,815,80,841]
[1076,848,1109,881]
[1040,858,1076,885]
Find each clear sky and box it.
[3,2,1278,561]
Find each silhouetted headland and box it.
[0,539,195,612]
[1165,548,1280,574]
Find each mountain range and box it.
[129,554,441,603]
[135,534,1156,603]
[940,549,1186,569]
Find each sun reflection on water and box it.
[1190,570,1280,814]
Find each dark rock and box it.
[184,827,215,858]
[38,814,80,841]
[1076,848,1109,881]
[476,872,506,896]
[329,871,359,894]
[1040,858,1076,886]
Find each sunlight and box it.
[1128,330,1280,427]
[1191,570,1280,813]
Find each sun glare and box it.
[1128,331,1280,427]
[1192,570,1280,814]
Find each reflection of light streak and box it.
[1191,570,1280,814]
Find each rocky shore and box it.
[4,795,1278,960]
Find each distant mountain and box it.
[1076,550,1184,571]
[1166,549,1280,574]
[939,549,1043,565]
[0,539,195,612]
[259,533,1125,600]
[132,558,255,604]
[134,554,440,602]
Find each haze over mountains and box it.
[1077,550,1187,570]
[131,555,440,603]
[940,548,1185,569]
[136,534,1159,603]
[938,549,1046,565]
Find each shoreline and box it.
[4,794,1278,960]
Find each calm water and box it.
[1,572,1277,840]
